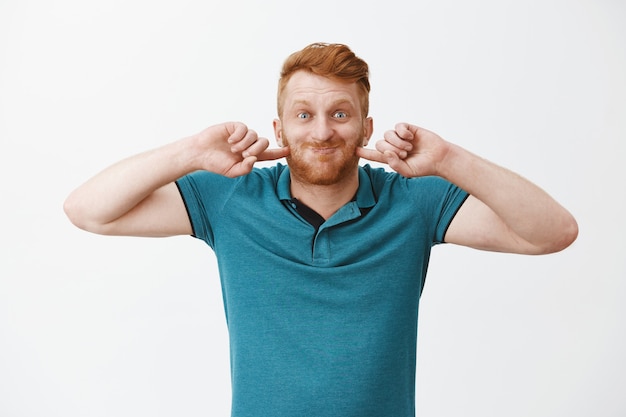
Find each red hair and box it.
[277,43,370,118]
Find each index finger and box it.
[258,146,290,161]
[356,147,387,164]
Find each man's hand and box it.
[356,123,450,178]
[64,121,290,237]
[193,122,290,177]
[358,122,577,254]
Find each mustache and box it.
[303,142,340,149]
[300,141,360,150]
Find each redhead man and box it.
[65,43,577,417]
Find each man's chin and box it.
[286,156,359,186]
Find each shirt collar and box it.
[277,165,377,209]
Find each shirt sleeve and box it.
[175,170,235,248]
[432,178,469,244]
[434,183,469,244]
[405,175,469,245]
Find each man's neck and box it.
[289,171,359,220]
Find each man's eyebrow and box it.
[331,98,354,107]
[291,99,311,106]
[290,98,355,107]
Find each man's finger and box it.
[258,146,290,161]
[356,147,387,163]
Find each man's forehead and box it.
[284,74,359,105]
[286,71,358,93]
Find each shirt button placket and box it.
[312,228,330,265]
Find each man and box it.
[64,43,577,417]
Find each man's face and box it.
[274,71,373,186]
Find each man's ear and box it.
[362,117,374,146]
[273,119,284,147]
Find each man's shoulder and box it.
[182,163,285,185]
[359,163,394,184]
[248,163,287,183]
[359,164,463,204]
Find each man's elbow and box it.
[538,214,579,255]
[558,215,579,251]
[63,195,104,234]
[63,196,87,231]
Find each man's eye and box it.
[297,112,310,119]
[334,111,347,119]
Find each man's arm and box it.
[356,123,578,255]
[438,144,577,254]
[64,122,289,237]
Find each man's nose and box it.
[311,117,333,142]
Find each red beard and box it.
[284,139,361,186]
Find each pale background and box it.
[1,0,624,416]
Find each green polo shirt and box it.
[176,164,468,417]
